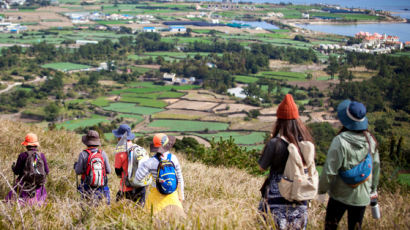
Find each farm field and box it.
[41,62,91,71]
[56,114,109,130]
[103,102,163,115]
[119,96,167,108]
[148,119,229,132]
[254,71,307,81]
[195,131,266,145]
[234,75,259,83]
[91,97,110,107]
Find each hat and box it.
[21,133,39,146]
[112,124,135,140]
[277,94,299,120]
[150,133,176,153]
[337,99,368,131]
[82,130,101,146]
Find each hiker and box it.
[74,130,111,205]
[6,133,49,205]
[113,124,150,205]
[134,133,185,216]
[318,100,380,230]
[258,94,315,230]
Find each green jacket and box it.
[318,131,380,206]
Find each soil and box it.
[175,135,211,147]
[259,107,277,115]
[154,109,213,117]
[167,100,219,111]
[228,113,247,118]
[163,98,180,105]
[287,79,338,91]
[269,60,326,73]
[230,120,272,132]
[4,10,74,30]
[213,103,260,114]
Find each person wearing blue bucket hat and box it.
[113,124,149,204]
[318,100,380,230]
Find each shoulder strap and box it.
[154,153,162,162]
[166,153,172,161]
[280,135,306,165]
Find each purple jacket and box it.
[13,148,49,179]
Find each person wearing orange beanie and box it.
[258,94,314,230]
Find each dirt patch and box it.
[258,115,276,123]
[200,115,238,123]
[163,99,180,105]
[309,111,338,124]
[214,103,260,114]
[133,64,161,69]
[259,107,277,115]
[287,79,338,91]
[269,60,326,73]
[152,109,213,120]
[228,113,247,118]
[167,100,219,111]
[175,135,210,147]
[230,120,272,132]
[4,10,74,30]
[182,90,233,103]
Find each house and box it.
[169,26,186,32]
[76,40,98,45]
[143,27,156,32]
[163,73,176,82]
[302,13,310,19]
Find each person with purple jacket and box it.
[6,133,49,205]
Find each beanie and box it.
[276,94,299,120]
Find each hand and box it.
[370,191,378,199]
[73,162,77,170]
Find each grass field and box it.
[91,97,110,107]
[56,114,109,130]
[119,97,167,108]
[116,114,145,124]
[196,132,267,145]
[148,120,229,132]
[398,173,410,186]
[121,91,184,99]
[234,75,259,83]
[103,102,163,115]
[255,71,307,81]
[41,62,91,72]
[129,52,215,62]
[111,82,199,95]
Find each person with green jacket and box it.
[318,100,380,230]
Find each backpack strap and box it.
[166,153,172,161]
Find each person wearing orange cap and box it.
[258,94,314,230]
[6,133,49,205]
[134,133,184,216]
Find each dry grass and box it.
[0,119,409,229]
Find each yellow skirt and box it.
[144,186,183,215]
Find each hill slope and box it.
[0,119,408,229]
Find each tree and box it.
[325,56,339,80]
[44,102,60,121]
[242,83,261,98]
[306,73,313,80]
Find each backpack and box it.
[278,137,319,202]
[125,145,152,188]
[155,153,178,195]
[338,133,374,188]
[22,151,46,191]
[85,149,106,187]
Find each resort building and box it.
[143,27,156,32]
[169,26,186,33]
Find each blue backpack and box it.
[155,153,178,194]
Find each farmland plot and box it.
[148,120,229,132]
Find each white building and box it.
[76,40,98,45]
[169,26,186,33]
[143,27,156,32]
[163,73,176,82]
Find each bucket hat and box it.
[82,130,101,146]
[21,133,40,146]
[150,133,176,153]
[112,124,135,140]
[337,99,368,131]
[277,94,299,120]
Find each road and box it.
[0,77,45,94]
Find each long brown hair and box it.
[271,118,314,146]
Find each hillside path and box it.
[0,77,45,94]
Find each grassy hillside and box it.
[0,120,409,229]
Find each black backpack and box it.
[22,151,46,191]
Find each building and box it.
[143,27,156,32]
[163,73,176,82]
[169,26,186,33]
[302,13,310,19]
[76,40,98,45]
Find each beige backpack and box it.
[278,136,319,202]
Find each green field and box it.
[234,75,259,83]
[196,132,266,145]
[116,114,145,124]
[121,91,184,99]
[129,51,215,61]
[148,120,229,132]
[119,97,167,108]
[398,173,410,186]
[111,82,199,95]
[42,62,91,71]
[254,71,307,81]
[91,97,110,107]
[103,102,163,115]
[56,114,109,130]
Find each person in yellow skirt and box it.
[134,133,184,216]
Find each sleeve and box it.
[13,153,27,176]
[173,155,184,200]
[371,148,380,193]
[258,139,275,170]
[318,137,344,194]
[74,152,87,175]
[134,158,151,182]
[102,151,111,174]
[41,153,49,175]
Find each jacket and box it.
[318,131,380,206]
